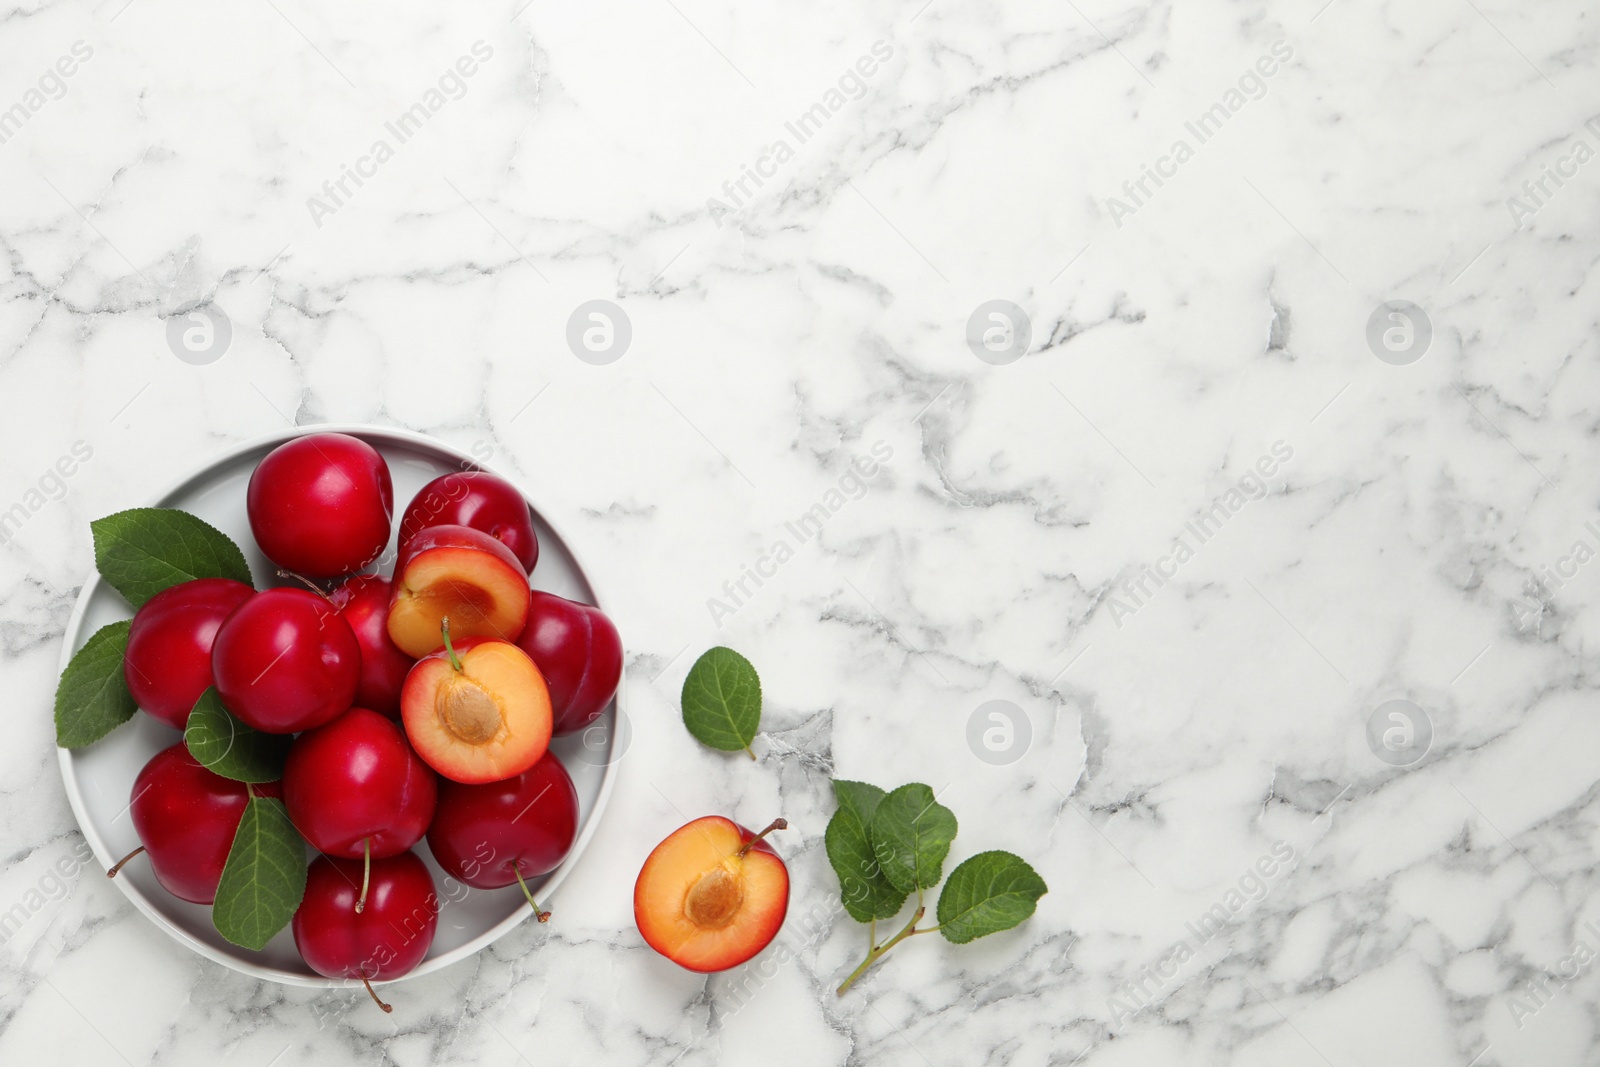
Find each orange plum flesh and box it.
[387,528,531,659]
[401,637,551,784]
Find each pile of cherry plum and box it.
[114,433,621,1008]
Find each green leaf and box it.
[826,780,910,922]
[92,508,253,609]
[936,851,1048,944]
[871,783,958,894]
[184,688,291,783]
[212,796,308,951]
[55,620,138,748]
[681,646,761,754]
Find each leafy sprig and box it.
[826,779,1047,994]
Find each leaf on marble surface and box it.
[870,783,958,895]
[826,779,909,922]
[681,646,761,756]
[935,851,1048,944]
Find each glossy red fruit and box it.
[283,708,437,860]
[293,851,438,1011]
[123,578,255,729]
[330,575,413,718]
[247,432,394,578]
[514,592,622,736]
[399,471,539,572]
[211,588,361,734]
[426,751,579,896]
[120,742,281,904]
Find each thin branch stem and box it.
[736,818,787,858]
[276,569,330,598]
[837,905,927,995]
[355,838,370,914]
[513,867,550,922]
[361,973,392,1013]
[441,617,462,672]
[107,845,145,878]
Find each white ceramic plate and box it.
[56,425,622,987]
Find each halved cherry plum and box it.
[400,626,551,784]
[634,816,789,973]
[387,525,530,658]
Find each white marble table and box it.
[2,0,1596,1063]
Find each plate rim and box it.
[54,422,623,988]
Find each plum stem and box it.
[441,617,463,673]
[512,867,550,922]
[360,974,393,1013]
[736,818,787,858]
[836,904,936,995]
[106,845,145,878]
[275,569,330,599]
[355,838,371,914]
